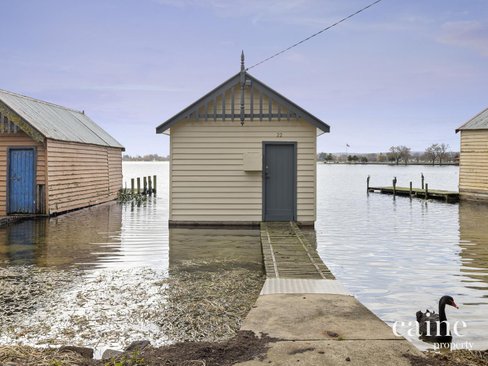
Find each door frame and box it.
[7,147,37,215]
[262,141,297,222]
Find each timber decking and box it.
[260,222,334,279]
[368,186,459,203]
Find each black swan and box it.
[416,295,459,342]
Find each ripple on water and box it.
[1,162,487,352]
[316,164,488,350]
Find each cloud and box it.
[76,84,190,92]
[150,0,351,28]
[439,20,488,56]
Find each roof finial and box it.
[241,50,245,72]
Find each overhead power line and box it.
[247,0,384,70]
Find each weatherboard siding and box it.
[0,131,46,216]
[459,130,488,200]
[46,139,122,214]
[170,119,316,223]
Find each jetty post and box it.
[425,183,429,199]
[153,175,157,195]
[143,176,147,194]
[137,178,141,194]
[131,178,135,194]
[421,173,425,190]
[367,175,370,192]
[393,177,397,197]
[148,176,153,196]
[409,181,413,198]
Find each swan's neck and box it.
[439,301,447,322]
[439,299,447,322]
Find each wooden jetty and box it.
[368,186,459,203]
[366,175,459,203]
[260,222,334,279]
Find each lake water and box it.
[1,161,487,352]
[316,164,487,350]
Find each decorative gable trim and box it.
[156,71,329,135]
[0,101,45,143]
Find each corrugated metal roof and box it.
[456,107,488,132]
[0,89,124,149]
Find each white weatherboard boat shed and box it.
[156,55,330,226]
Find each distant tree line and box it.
[123,154,169,161]
[317,143,458,165]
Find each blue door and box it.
[8,148,35,214]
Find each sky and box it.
[1,0,487,155]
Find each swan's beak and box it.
[451,300,459,309]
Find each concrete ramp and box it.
[237,222,425,365]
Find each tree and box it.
[377,152,387,162]
[360,156,368,163]
[317,152,336,163]
[398,146,411,165]
[437,143,449,165]
[424,144,439,165]
[317,152,327,161]
[388,146,402,165]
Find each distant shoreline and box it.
[121,161,459,166]
[319,161,459,166]
[123,160,169,162]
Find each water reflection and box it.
[169,227,263,272]
[316,164,488,350]
[459,201,488,289]
[0,199,264,351]
[0,203,122,268]
[1,162,488,351]
[0,200,263,272]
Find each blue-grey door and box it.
[263,143,296,221]
[8,148,35,214]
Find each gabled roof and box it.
[456,107,488,133]
[0,89,124,150]
[155,71,330,135]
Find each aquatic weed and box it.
[105,350,145,366]
[117,190,147,205]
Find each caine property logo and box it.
[393,318,473,351]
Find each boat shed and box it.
[456,107,488,201]
[0,89,124,216]
[156,55,330,226]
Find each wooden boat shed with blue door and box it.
[156,54,330,226]
[0,89,124,217]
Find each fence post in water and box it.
[148,176,152,196]
[367,175,370,192]
[131,178,135,194]
[421,173,425,190]
[143,176,147,194]
[425,183,429,199]
[393,177,397,196]
[409,181,413,198]
[137,177,141,194]
[153,175,157,195]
